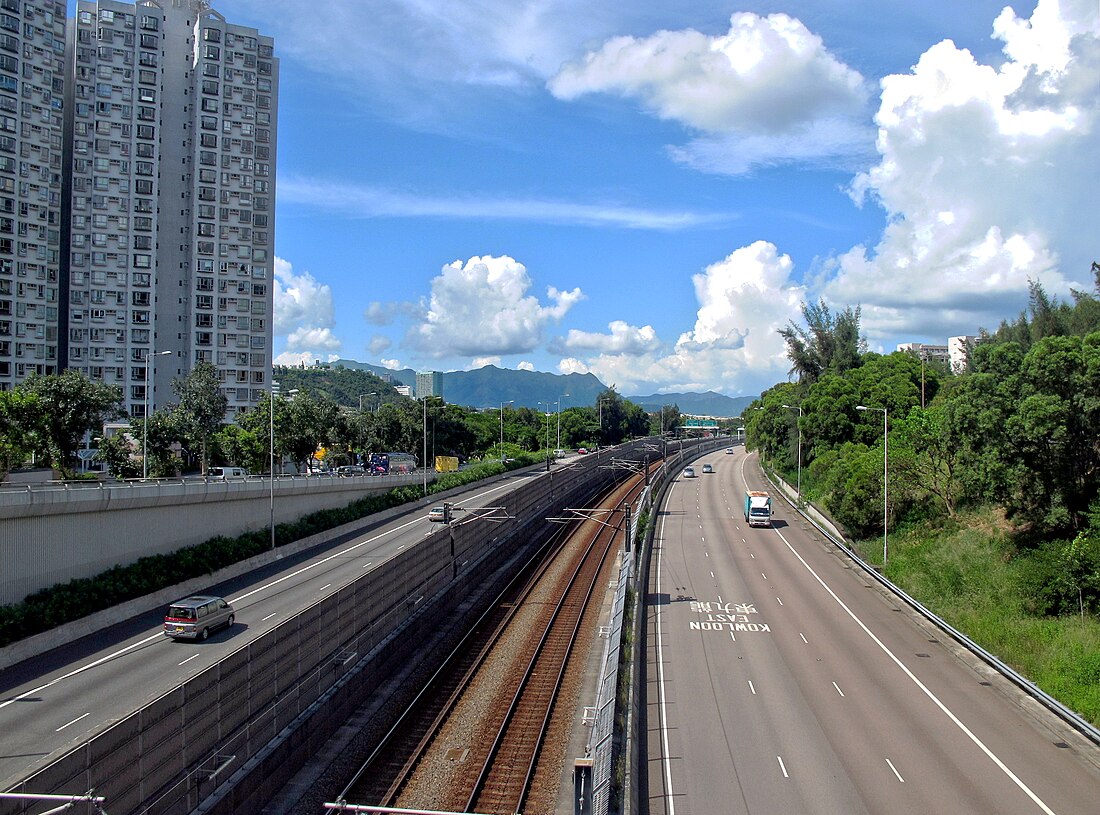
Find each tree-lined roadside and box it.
[745,264,1100,724]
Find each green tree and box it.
[168,361,228,474]
[281,390,342,472]
[19,370,124,474]
[214,422,268,473]
[0,389,41,473]
[890,405,968,518]
[95,430,141,479]
[779,299,865,384]
[135,411,181,477]
[821,441,884,540]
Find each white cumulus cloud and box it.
[274,257,343,360]
[558,321,662,355]
[407,255,584,357]
[827,0,1099,343]
[559,242,804,395]
[549,12,872,173]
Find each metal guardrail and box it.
[0,470,412,492]
[762,468,1100,748]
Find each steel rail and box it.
[465,473,644,813]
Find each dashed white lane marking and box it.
[886,758,905,782]
[55,712,90,732]
[748,681,757,695]
[833,681,845,697]
[319,583,331,591]
[761,572,768,580]
[799,632,808,643]
[178,653,201,666]
[261,612,278,622]
[777,596,784,606]
[771,525,1057,814]
[777,755,789,778]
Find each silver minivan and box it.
[164,595,235,641]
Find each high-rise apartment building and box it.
[0,0,276,422]
[0,0,67,388]
[416,370,443,400]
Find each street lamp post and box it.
[271,385,298,550]
[538,401,552,468]
[500,400,514,463]
[557,393,570,453]
[142,350,172,480]
[781,403,803,500]
[270,380,279,550]
[422,395,442,496]
[358,392,377,412]
[857,405,888,564]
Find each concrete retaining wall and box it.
[0,473,422,606]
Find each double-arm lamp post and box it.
[142,350,172,480]
[856,404,888,564]
[557,393,570,452]
[270,383,298,550]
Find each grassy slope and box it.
[851,509,1100,726]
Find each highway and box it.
[644,446,1100,815]
[0,469,542,790]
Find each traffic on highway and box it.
[646,445,1100,814]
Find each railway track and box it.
[335,470,646,813]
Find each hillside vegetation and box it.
[746,266,1100,723]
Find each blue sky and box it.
[158,2,1100,396]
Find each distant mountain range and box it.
[328,359,757,419]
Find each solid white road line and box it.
[655,503,676,815]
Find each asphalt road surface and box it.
[645,446,1100,815]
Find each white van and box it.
[209,466,248,478]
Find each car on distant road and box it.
[209,466,248,478]
[427,506,449,523]
[682,466,696,478]
[554,449,568,458]
[702,463,713,473]
[725,447,734,454]
[578,448,588,455]
[164,596,234,641]
[335,465,365,476]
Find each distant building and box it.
[416,370,443,399]
[394,384,412,397]
[948,335,979,373]
[897,343,950,366]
